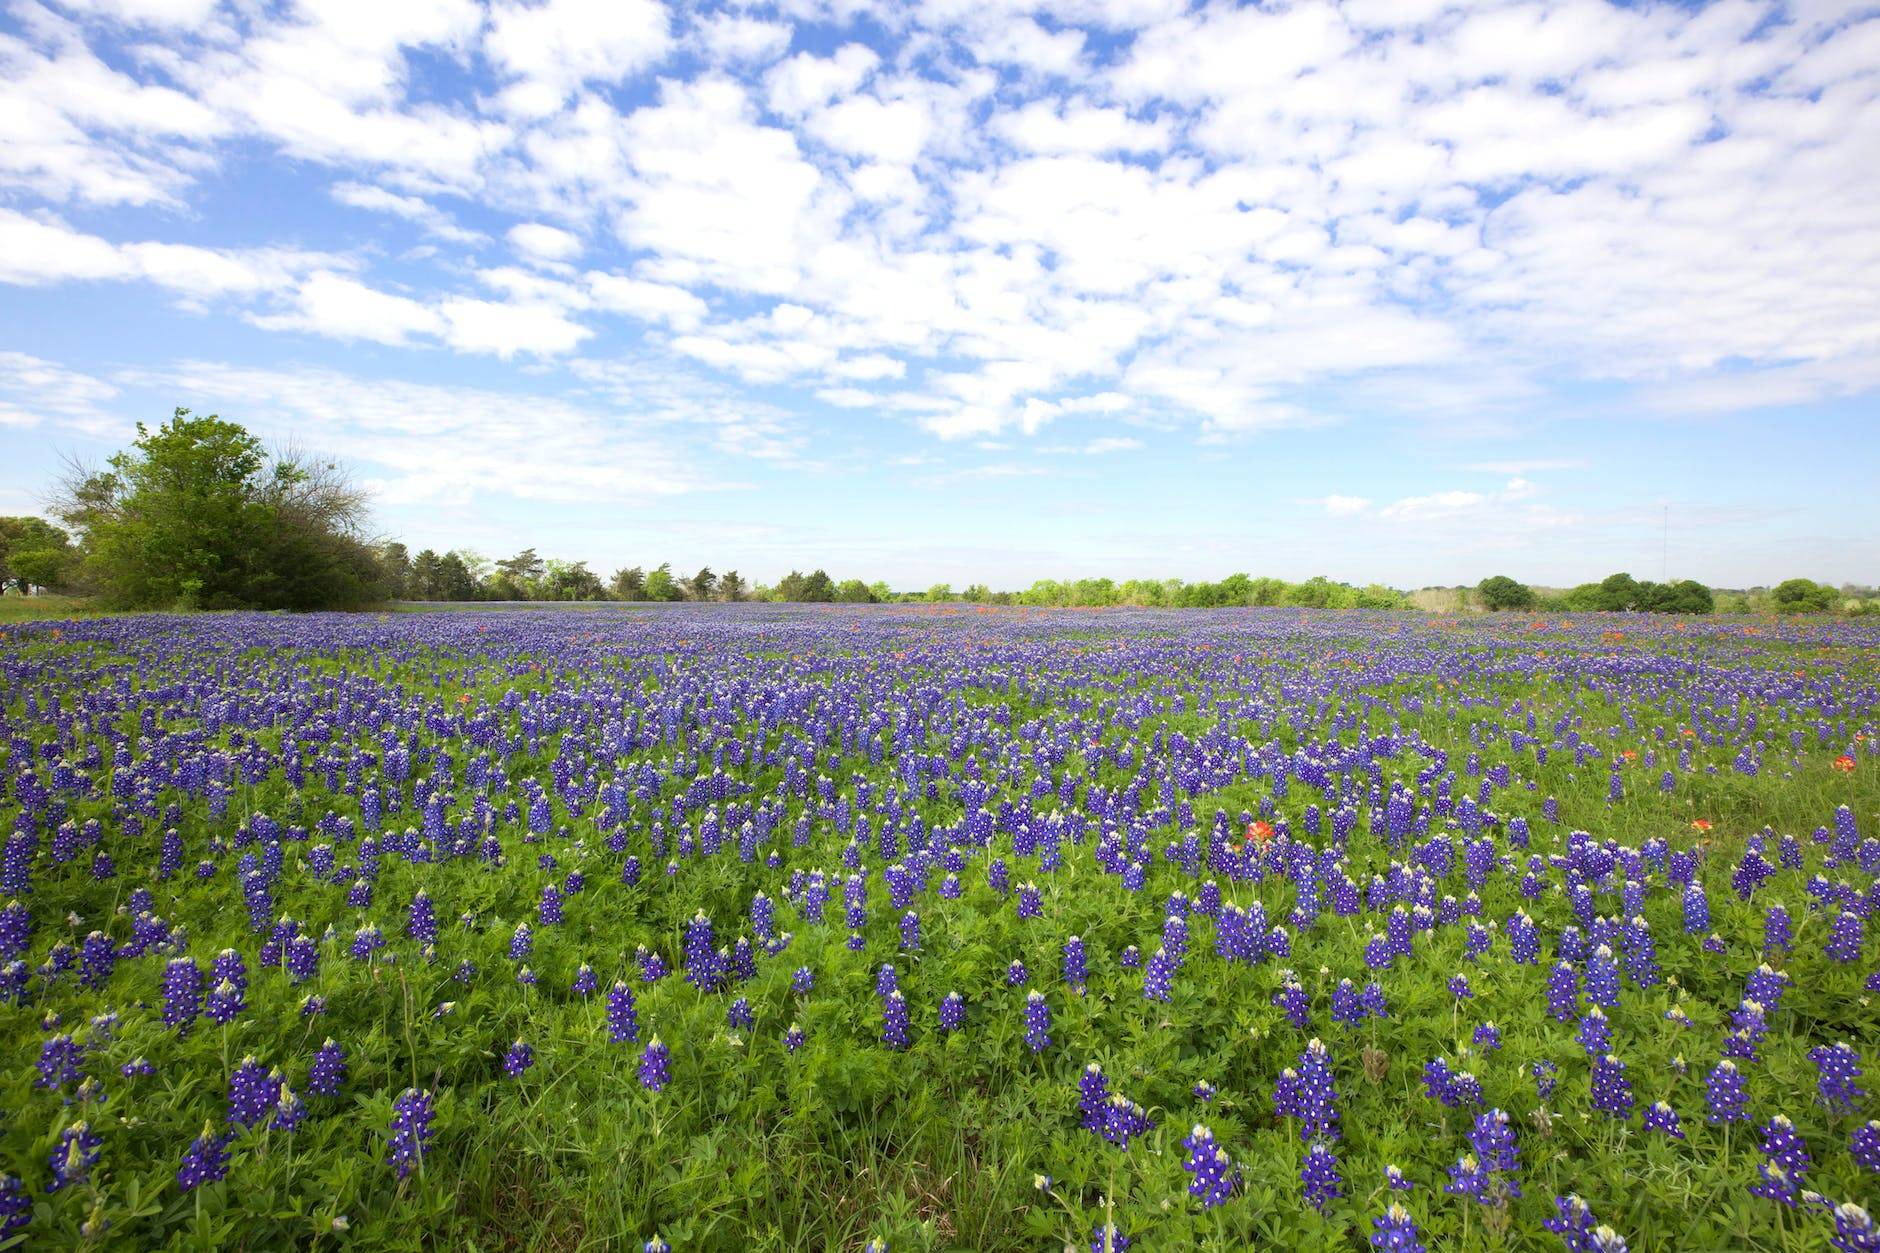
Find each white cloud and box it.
[1083,436,1141,454]
[331,182,487,244]
[0,351,125,437]
[586,272,708,330]
[253,272,444,345]
[487,0,672,117]
[1307,494,1372,516]
[507,222,582,263]
[438,296,591,357]
[54,0,221,25]
[128,359,713,505]
[994,101,1170,155]
[695,13,793,66]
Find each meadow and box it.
[0,605,1875,1251]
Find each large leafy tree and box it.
[55,409,375,609]
[1476,575,1535,611]
[0,516,76,593]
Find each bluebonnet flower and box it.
[503,1039,534,1077]
[271,1084,307,1132]
[1091,1220,1130,1252]
[607,981,640,1043]
[1473,1022,1502,1053]
[1179,1124,1236,1208]
[1007,959,1029,986]
[1444,1154,1491,1203]
[1826,911,1864,963]
[309,1038,346,1097]
[939,991,965,1032]
[1746,1117,1809,1210]
[1830,1203,1877,1253]
[47,1122,102,1192]
[1142,946,1175,1001]
[1707,1060,1749,1124]
[1101,1094,1153,1148]
[407,890,436,944]
[1274,976,1310,1029]
[573,963,598,997]
[1296,1038,1341,1142]
[387,1088,434,1179]
[1642,1101,1685,1139]
[1811,1042,1866,1113]
[1575,1007,1610,1057]
[225,1055,279,1128]
[163,956,203,1033]
[0,1173,27,1238]
[1078,1063,1110,1131]
[1852,1121,1880,1172]
[1385,1165,1413,1191]
[1370,1203,1426,1252]
[792,966,813,995]
[1546,1194,1602,1250]
[1765,905,1794,954]
[727,996,754,1030]
[1544,962,1579,1021]
[1590,1054,1633,1120]
[1301,1142,1344,1212]
[1469,1109,1520,1175]
[784,1023,805,1052]
[639,1037,671,1091]
[1023,991,1050,1053]
[35,1033,84,1090]
[882,991,909,1050]
[1063,935,1087,992]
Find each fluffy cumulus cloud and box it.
[0,0,1877,461]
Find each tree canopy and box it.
[53,410,378,610]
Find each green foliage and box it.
[1771,578,1835,614]
[52,410,376,610]
[0,515,76,593]
[645,563,683,602]
[1476,575,1535,611]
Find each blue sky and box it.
[1,0,1876,590]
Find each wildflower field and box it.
[1,606,1876,1252]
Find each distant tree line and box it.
[8,412,1873,616]
[1473,572,1870,615]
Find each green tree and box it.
[799,569,836,602]
[54,409,374,610]
[719,570,746,602]
[868,580,894,603]
[611,566,645,600]
[435,551,478,600]
[0,516,76,593]
[1476,575,1535,611]
[645,563,682,601]
[925,582,953,602]
[836,578,875,603]
[51,412,379,609]
[688,567,717,601]
[375,541,411,599]
[1772,578,1834,614]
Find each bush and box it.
[1475,575,1534,611]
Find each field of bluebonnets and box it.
[0,604,1876,1252]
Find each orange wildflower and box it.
[1691,819,1712,831]
[1833,755,1856,773]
